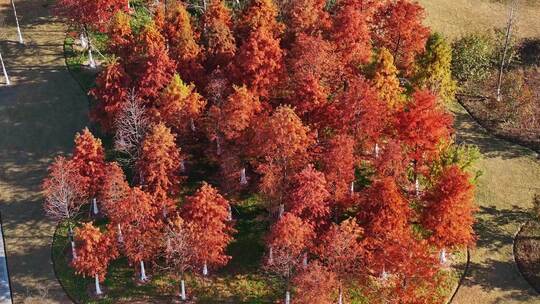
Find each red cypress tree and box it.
[89,59,131,133]
[282,0,330,36]
[422,165,476,250]
[253,106,313,211]
[55,0,127,30]
[287,165,330,229]
[137,123,182,213]
[72,128,107,201]
[321,134,356,205]
[317,219,364,303]
[71,223,119,295]
[100,162,130,220]
[292,262,338,304]
[107,11,133,60]
[201,0,237,71]
[235,0,284,40]
[232,26,285,98]
[373,0,430,75]
[331,0,373,70]
[162,2,204,84]
[130,23,176,101]
[182,183,235,274]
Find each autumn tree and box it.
[253,106,313,213]
[201,0,236,70]
[372,48,404,109]
[292,262,338,304]
[321,134,356,205]
[55,0,126,30]
[286,33,342,123]
[281,0,330,37]
[99,162,130,242]
[231,26,285,98]
[120,187,161,282]
[396,90,453,192]
[415,33,457,104]
[72,128,107,215]
[71,223,119,296]
[373,0,430,74]
[265,213,314,304]
[164,216,197,301]
[287,165,330,229]
[43,156,87,259]
[235,0,283,40]
[156,74,207,138]
[318,219,364,304]
[114,93,150,166]
[137,123,182,214]
[182,183,235,275]
[162,2,203,84]
[331,0,373,70]
[421,166,476,261]
[130,23,176,101]
[107,11,133,60]
[89,59,131,133]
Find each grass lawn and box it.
[418,0,540,40]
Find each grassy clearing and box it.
[418,0,540,40]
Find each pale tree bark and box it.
[439,248,447,265]
[350,181,354,195]
[92,198,99,215]
[202,261,208,276]
[11,0,23,44]
[114,92,150,166]
[117,223,124,243]
[240,168,248,185]
[496,0,517,102]
[180,279,186,300]
[140,260,148,281]
[94,274,103,295]
[285,290,291,304]
[374,143,380,158]
[0,52,10,85]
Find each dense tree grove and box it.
[44,0,477,302]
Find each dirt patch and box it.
[514,220,540,294]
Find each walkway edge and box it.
[445,248,470,304]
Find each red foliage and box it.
[236,0,284,40]
[283,0,330,36]
[107,12,133,59]
[321,134,356,204]
[287,165,330,229]
[373,0,430,74]
[72,223,119,281]
[99,162,130,222]
[422,166,476,249]
[137,123,182,212]
[201,0,237,71]
[331,0,374,69]
[292,262,338,304]
[72,128,107,199]
[231,26,285,98]
[89,59,131,133]
[55,0,127,30]
[396,90,453,167]
[182,183,235,271]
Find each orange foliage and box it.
[201,0,236,70]
[72,128,106,198]
[321,134,356,204]
[99,162,130,221]
[372,48,404,109]
[292,262,338,304]
[107,11,133,59]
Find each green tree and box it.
[415,33,457,104]
[451,33,493,83]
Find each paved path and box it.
[452,105,540,304]
[0,0,87,302]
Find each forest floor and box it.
[450,103,540,304]
[0,0,87,303]
[419,0,540,40]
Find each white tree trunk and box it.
[71,240,77,260]
[88,46,96,69]
[240,168,248,185]
[180,279,186,300]
[0,52,10,86]
[338,288,343,304]
[278,204,284,218]
[11,0,24,44]
[117,224,123,243]
[268,247,274,264]
[80,31,88,49]
[190,118,196,132]
[216,136,222,155]
[415,177,420,197]
[228,205,233,221]
[302,252,308,269]
[202,262,208,276]
[95,274,103,295]
[374,143,380,158]
[180,159,186,173]
[92,198,99,215]
[285,291,291,304]
[140,260,148,281]
[439,248,447,265]
[350,181,354,195]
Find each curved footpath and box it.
[451,105,540,303]
[0,0,87,303]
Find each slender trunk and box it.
[228,205,233,221]
[350,181,354,195]
[190,118,196,132]
[0,52,10,86]
[240,168,248,185]
[92,198,99,215]
[117,224,123,243]
[95,274,103,295]
[374,143,380,158]
[285,290,290,304]
[180,159,186,173]
[278,204,284,218]
[216,136,222,155]
[180,279,186,300]
[140,260,147,281]
[80,31,88,49]
[415,177,420,197]
[11,0,24,44]
[338,285,343,304]
[302,252,308,269]
[497,1,516,102]
[68,224,77,260]
[440,248,447,265]
[268,246,274,264]
[88,46,96,69]
[202,261,208,276]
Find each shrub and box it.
[451,33,494,83]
